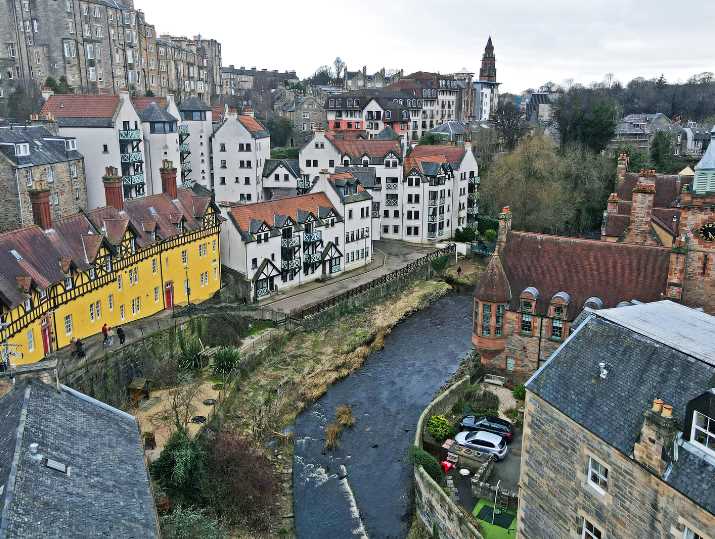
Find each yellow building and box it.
[0,164,221,366]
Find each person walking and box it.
[101,323,111,347]
[117,327,126,345]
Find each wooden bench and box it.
[484,374,506,386]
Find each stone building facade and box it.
[0,125,87,231]
[472,207,673,382]
[520,302,715,539]
[0,0,220,109]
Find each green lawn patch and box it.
[472,499,517,539]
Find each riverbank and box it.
[223,278,452,537]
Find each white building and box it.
[220,193,345,302]
[310,170,374,271]
[178,97,213,188]
[133,96,182,198]
[261,158,301,200]
[211,112,270,204]
[41,91,148,209]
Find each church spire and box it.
[479,37,497,83]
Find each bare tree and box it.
[604,73,615,89]
[151,375,203,432]
[333,57,346,83]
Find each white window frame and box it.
[683,526,704,539]
[581,517,603,539]
[587,456,608,494]
[691,411,715,458]
[64,314,73,336]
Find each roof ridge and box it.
[510,230,670,251]
[0,385,31,536]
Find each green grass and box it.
[245,320,275,337]
[472,499,517,539]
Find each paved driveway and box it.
[257,240,440,315]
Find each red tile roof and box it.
[410,144,466,167]
[475,254,511,303]
[237,115,267,135]
[131,97,168,112]
[477,231,670,319]
[229,193,336,233]
[327,135,400,159]
[41,95,120,118]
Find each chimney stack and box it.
[29,182,52,230]
[606,192,620,215]
[103,166,124,210]
[160,160,178,199]
[625,172,656,245]
[496,206,512,254]
[616,152,629,186]
[633,399,678,476]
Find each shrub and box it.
[450,397,466,417]
[409,446,443,483]
[430,255,450,275]
[324,422,342,450]
[472,389,500,411]
[505,407,523,427]
[178,331,204,371]
[202,431,279,530]
[462,383,482,403]
[483,229,498,242]
[212,347,241,377]
[427,415,456,443]
[454,228,477,243]
[336,404,355,428]
[150,429,205,507]
[512,384,526,401]
[160,506,225,539]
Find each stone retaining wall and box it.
[413,376,483,539]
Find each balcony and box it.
[179,143,191,154]
[385,198,398,207]
[178,124,189,134]
[281,236,299,248]
[304,252,322,265]
[469,175,480,185]
[297,178,312,190]
[118,129,142,141]
[304,231,322,244]
[256,284,271,298]
[182,161,192,172]
[468,192,479,202]
[467,207,479,215]
[121,151,143,164]
[122,173,145,186]
[385,182,399,191]
[281,258,301,271]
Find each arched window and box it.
[520,287,538,334]
[550,292,570,341]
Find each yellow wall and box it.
[1,219,221,366]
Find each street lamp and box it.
[184,263,191,306]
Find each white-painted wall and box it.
[181,110,213,188]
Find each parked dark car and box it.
[459,415,514,442]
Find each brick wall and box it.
[518,393,715,539]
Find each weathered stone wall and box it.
[518,392,715,539]
[413,376,483,539]
[679,196,715,315]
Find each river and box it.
[293,293,474,538]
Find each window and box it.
[15,143,29,157]
[120,304,125,320]
[108,294,114,311]
[152,258,158,274]
[587,457,608,493]
[251,258,257,269]
[181,250,188,265]
[580,518,602,539]
[154,287,160,302]
[89,302,95,322]
[64,276,73,290]
[692,411,715,455]
[131,297,141,315]
[220,160,227,169]
[27,329,34,352]
[495,305,505,336]
[481,304,491,336]
[220,143,226,152]
[199,243,207,257]
[200,272,209,286]
[64,314,73,335]
[683,527,704,539]
[552,319,564,340]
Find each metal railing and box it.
[120,151,143,163]
[385,198,398,207]
[469,176,480,185]
[281,258,301,271]
[304,252,322,264]
[122,173,145,186]
[281,237,299,248]
[118,129,142,141]
[467,207,478,215]
[179,143,191,153]
[303,231,322,243]
[178,124,189,134]
[385,182,399,190]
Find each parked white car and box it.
[454,430,509,460]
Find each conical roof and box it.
[474,253,511,303]
[695,127,715,171]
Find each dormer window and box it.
[691,411,715,457]
[64,275,73,290]
[23,297,32,312]
[15,143,30,157]
[105,257,112,272]
[65,139,77,151]
[88,267,96,280]
[343,159,350,166]
[362,157,369,167]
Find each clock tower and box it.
[678,126,715,313]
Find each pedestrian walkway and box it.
[257,240,439,315]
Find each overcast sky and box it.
[138,0,714,94]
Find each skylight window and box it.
[10,249,22,261]
[45,458,69,475]
[15,143,30,157]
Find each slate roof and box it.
[0,379,158,537]
[228,193,340,238]
[327,171,373,205]
[477,231,671,319]
[695,128,715,171]
[41,95,120,128]
[430,121,468,140]
[263,159,300,179]
[527,301,715,515]
[0,126,82,167]
[334,166,378,189]
[136,102,177,123]
[0,188,213,309]
[375,126,400,140]
[178,96,211,112]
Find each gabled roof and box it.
[131,96,168,113]
[237,115,269,139]
[263,159,300,179]
[474,254,511,303]
[136,102,177,123]
[334,166,378,189]
[480,231,670,319]
[228,193,340,237]
[375,126,400,140]
[695,128,715,170]
[527,301,715,515]
[327,171,373,205]
[41,95,121,128]
[0,379,158,537]
[430,121,468,139]
[409,144,467,169]
[327,135,401,163]
[0,126,82,167]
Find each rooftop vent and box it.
[29,443,43,462]
[10,249,22,261]
[598,362,610,380]
[45,458,69,475]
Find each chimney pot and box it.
[661,404,673,418]
[103,167,124,210]
[652,399,664,413]
[160,160,178,199]
[29,184,52,230]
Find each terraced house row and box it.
[0,161,221,366]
